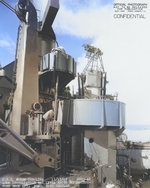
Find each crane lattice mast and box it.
[82,44,104,75]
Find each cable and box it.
[0,0,16,12]
[0,0,26,22]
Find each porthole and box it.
[89,138,94,143]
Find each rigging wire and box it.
[0,0,26,22]
[0,0,16,13]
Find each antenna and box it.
[82,44,104,75]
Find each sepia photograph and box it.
[0,0,150,187]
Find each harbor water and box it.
[124,125,150,143]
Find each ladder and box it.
[55,137,61,171]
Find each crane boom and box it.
[0,119,55,168]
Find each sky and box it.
[0,0,150,127]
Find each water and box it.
[126,125,150,131]
[124,125,150,142]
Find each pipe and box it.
[54,75,59,121]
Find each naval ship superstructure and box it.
[0,0,125,187]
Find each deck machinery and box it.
[0,0,125,187]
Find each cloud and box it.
[53,0,150,125]
[32,0,48,20]
[54,3,113,38]
[0,33,16,55]
[60,0,114,12]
